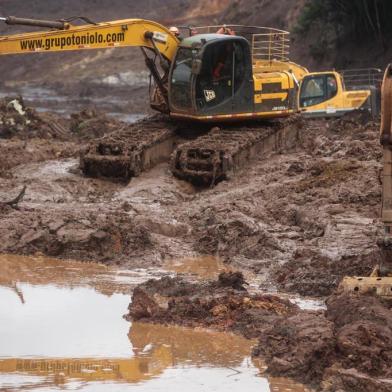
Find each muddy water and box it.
[0,86,144,123]
[0,255,312,391]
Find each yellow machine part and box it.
[0,18,179,61]
[253,71,294,104]
[253,59,309,82]
[299,71,371,116]
[381,64,392,229]
[340,65,392,296]
[339,276,392,297]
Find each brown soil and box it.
[127,272,298,338]
[0,108,384,295]
[254,291,392,391]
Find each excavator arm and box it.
[0,17,178,60]
[0,16,180,112]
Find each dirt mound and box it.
[70,108,121,140]
[192,207,284,263]
[253,311,334,383]
[0,206,156,264]
[0,96,69,140]
[252,291,392,391]
[127,274,298,338]
[325,292,392,378]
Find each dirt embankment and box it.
[255,291,392,391]
[127,274,392,391]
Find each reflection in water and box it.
[0,254,312,391]
[0,284,132,359]
[0,322,311,391]
[0,254,165,296]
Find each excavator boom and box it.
[0,17,179,61]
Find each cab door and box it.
[299,72,344,117]
[195,38,253,117]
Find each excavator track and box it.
[80,115,303,185]
[80,116,177,181]
[171,119,302,186]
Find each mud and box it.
[127,273,298,338]
[128,274,392,391]
[252,291,392,391]
[0,110,384,296]
[0,98,120,177]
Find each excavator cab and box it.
[169,34,254,120]
[299,71,375,118]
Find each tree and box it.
[296,0,392,49]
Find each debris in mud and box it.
[0,185,26,208]
[80,115,176,181]
[70,108,120,140]
[0,96,68,139]
[127,273,298,338]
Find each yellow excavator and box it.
[0,16,377,121]
[0,16,380,185]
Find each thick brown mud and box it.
[0,106,383,295]
[128,274,392,391]
[127,272,298,338]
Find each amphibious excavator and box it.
[341,65,392,297]
[0,16,379,185]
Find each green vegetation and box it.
[296,0,392,48]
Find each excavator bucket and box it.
[340,64,392,298]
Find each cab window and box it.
[300,74,338,107]
[195,41,246,109]
[171,48,194,110]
